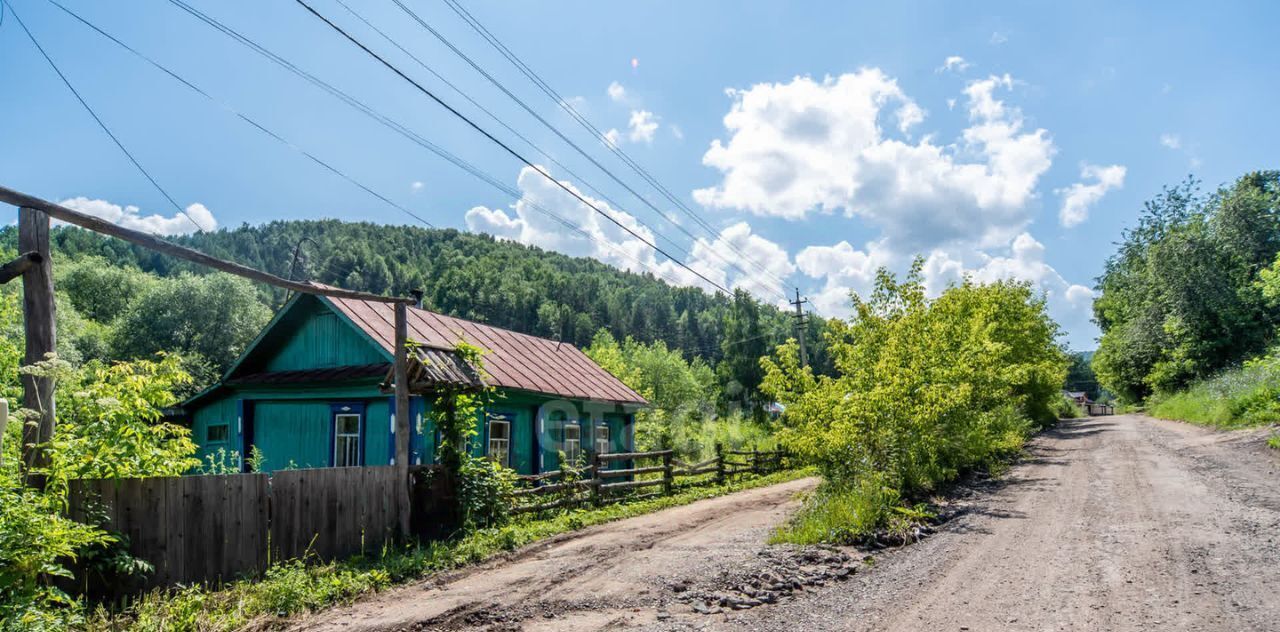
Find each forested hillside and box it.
[0,220,831,396]
[1092,171,1280,413]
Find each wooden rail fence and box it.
[509,445,788,515]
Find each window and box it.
[207,423,229,443]
[595,424,610,456]
[487,415,511,468]
[563,423,581,466]
[334,413,361,467]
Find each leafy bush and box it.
[763,263,1065,541]
[1052,393,1085,419]
[457,456,516,530]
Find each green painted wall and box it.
[365,397,391,466]
[252,400,332,471]
[191,392,239,468]
[263,301,386,371]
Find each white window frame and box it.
[334,413,361,467]
[595,424,610,456]
[488,417,511,468]
[563,423,582,466]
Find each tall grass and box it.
[1149,350,1280,428]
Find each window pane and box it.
[337,414,360,434]
[207,424,229,443]
[489,419,510,440]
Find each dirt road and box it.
[292,415,1280,631]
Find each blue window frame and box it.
[329,402,366,467]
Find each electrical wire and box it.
[156,0,692,289]
[385,0,785,302]
[5,0,208,233]
[293,0,735,297]
[326,0,788,298]
[436,0,794,291]
[43,0,435,230]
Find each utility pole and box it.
[790,287,809,369]
[18,207,55,484]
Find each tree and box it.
[719,290,769,415]
[112,273,271,372]
[761,263,1066,534]
[1092,172,1280,400]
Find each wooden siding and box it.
[252,400,332,471]
[191,393,240,468]
[263,300,386,372]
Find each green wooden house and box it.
[181,290,647,474]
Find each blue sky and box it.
[2,0,1277,350]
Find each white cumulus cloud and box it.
[1159,133,1181,150]
[627,110,659,144]
[58,197,216,235]
[937,55,971,73]
[1056,163,1126,227]
[693,70,1054,255]
[464,167,793,302]
[607,81,627,102]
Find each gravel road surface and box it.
[290,415,1280,631]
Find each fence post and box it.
[661,451,673,496]
[591,452,602,507]
[751,445,759,476]
[714,442,725,486]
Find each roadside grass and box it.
[87,468,813,632]
[1268,434,1280,451]
[1148,352,1280,429]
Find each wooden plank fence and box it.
[68,450,792,589]
[270,466,407,562]
[67,466,408,589]
[509,445,789,515]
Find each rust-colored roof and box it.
[320,290,647,405]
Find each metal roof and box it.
[321,290,647,405]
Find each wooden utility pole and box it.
[19,207,55,479]
[393,302,411,535]
[393,302,410,467]
[790,287,809,369]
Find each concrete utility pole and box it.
[790,287,809,369]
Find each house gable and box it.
[227,294,390,379]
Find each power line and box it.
[5,0,208,233]
[155,0,693,289]
[436,0,794,292]
[379,0,782,301]
[326,0,787,300]
[293,0,735,297]
[43,0,435,230]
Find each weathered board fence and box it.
[1086,402,1116,416]
[68,448,791,590]
[67,465,412,588]
[510,445,788,515]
